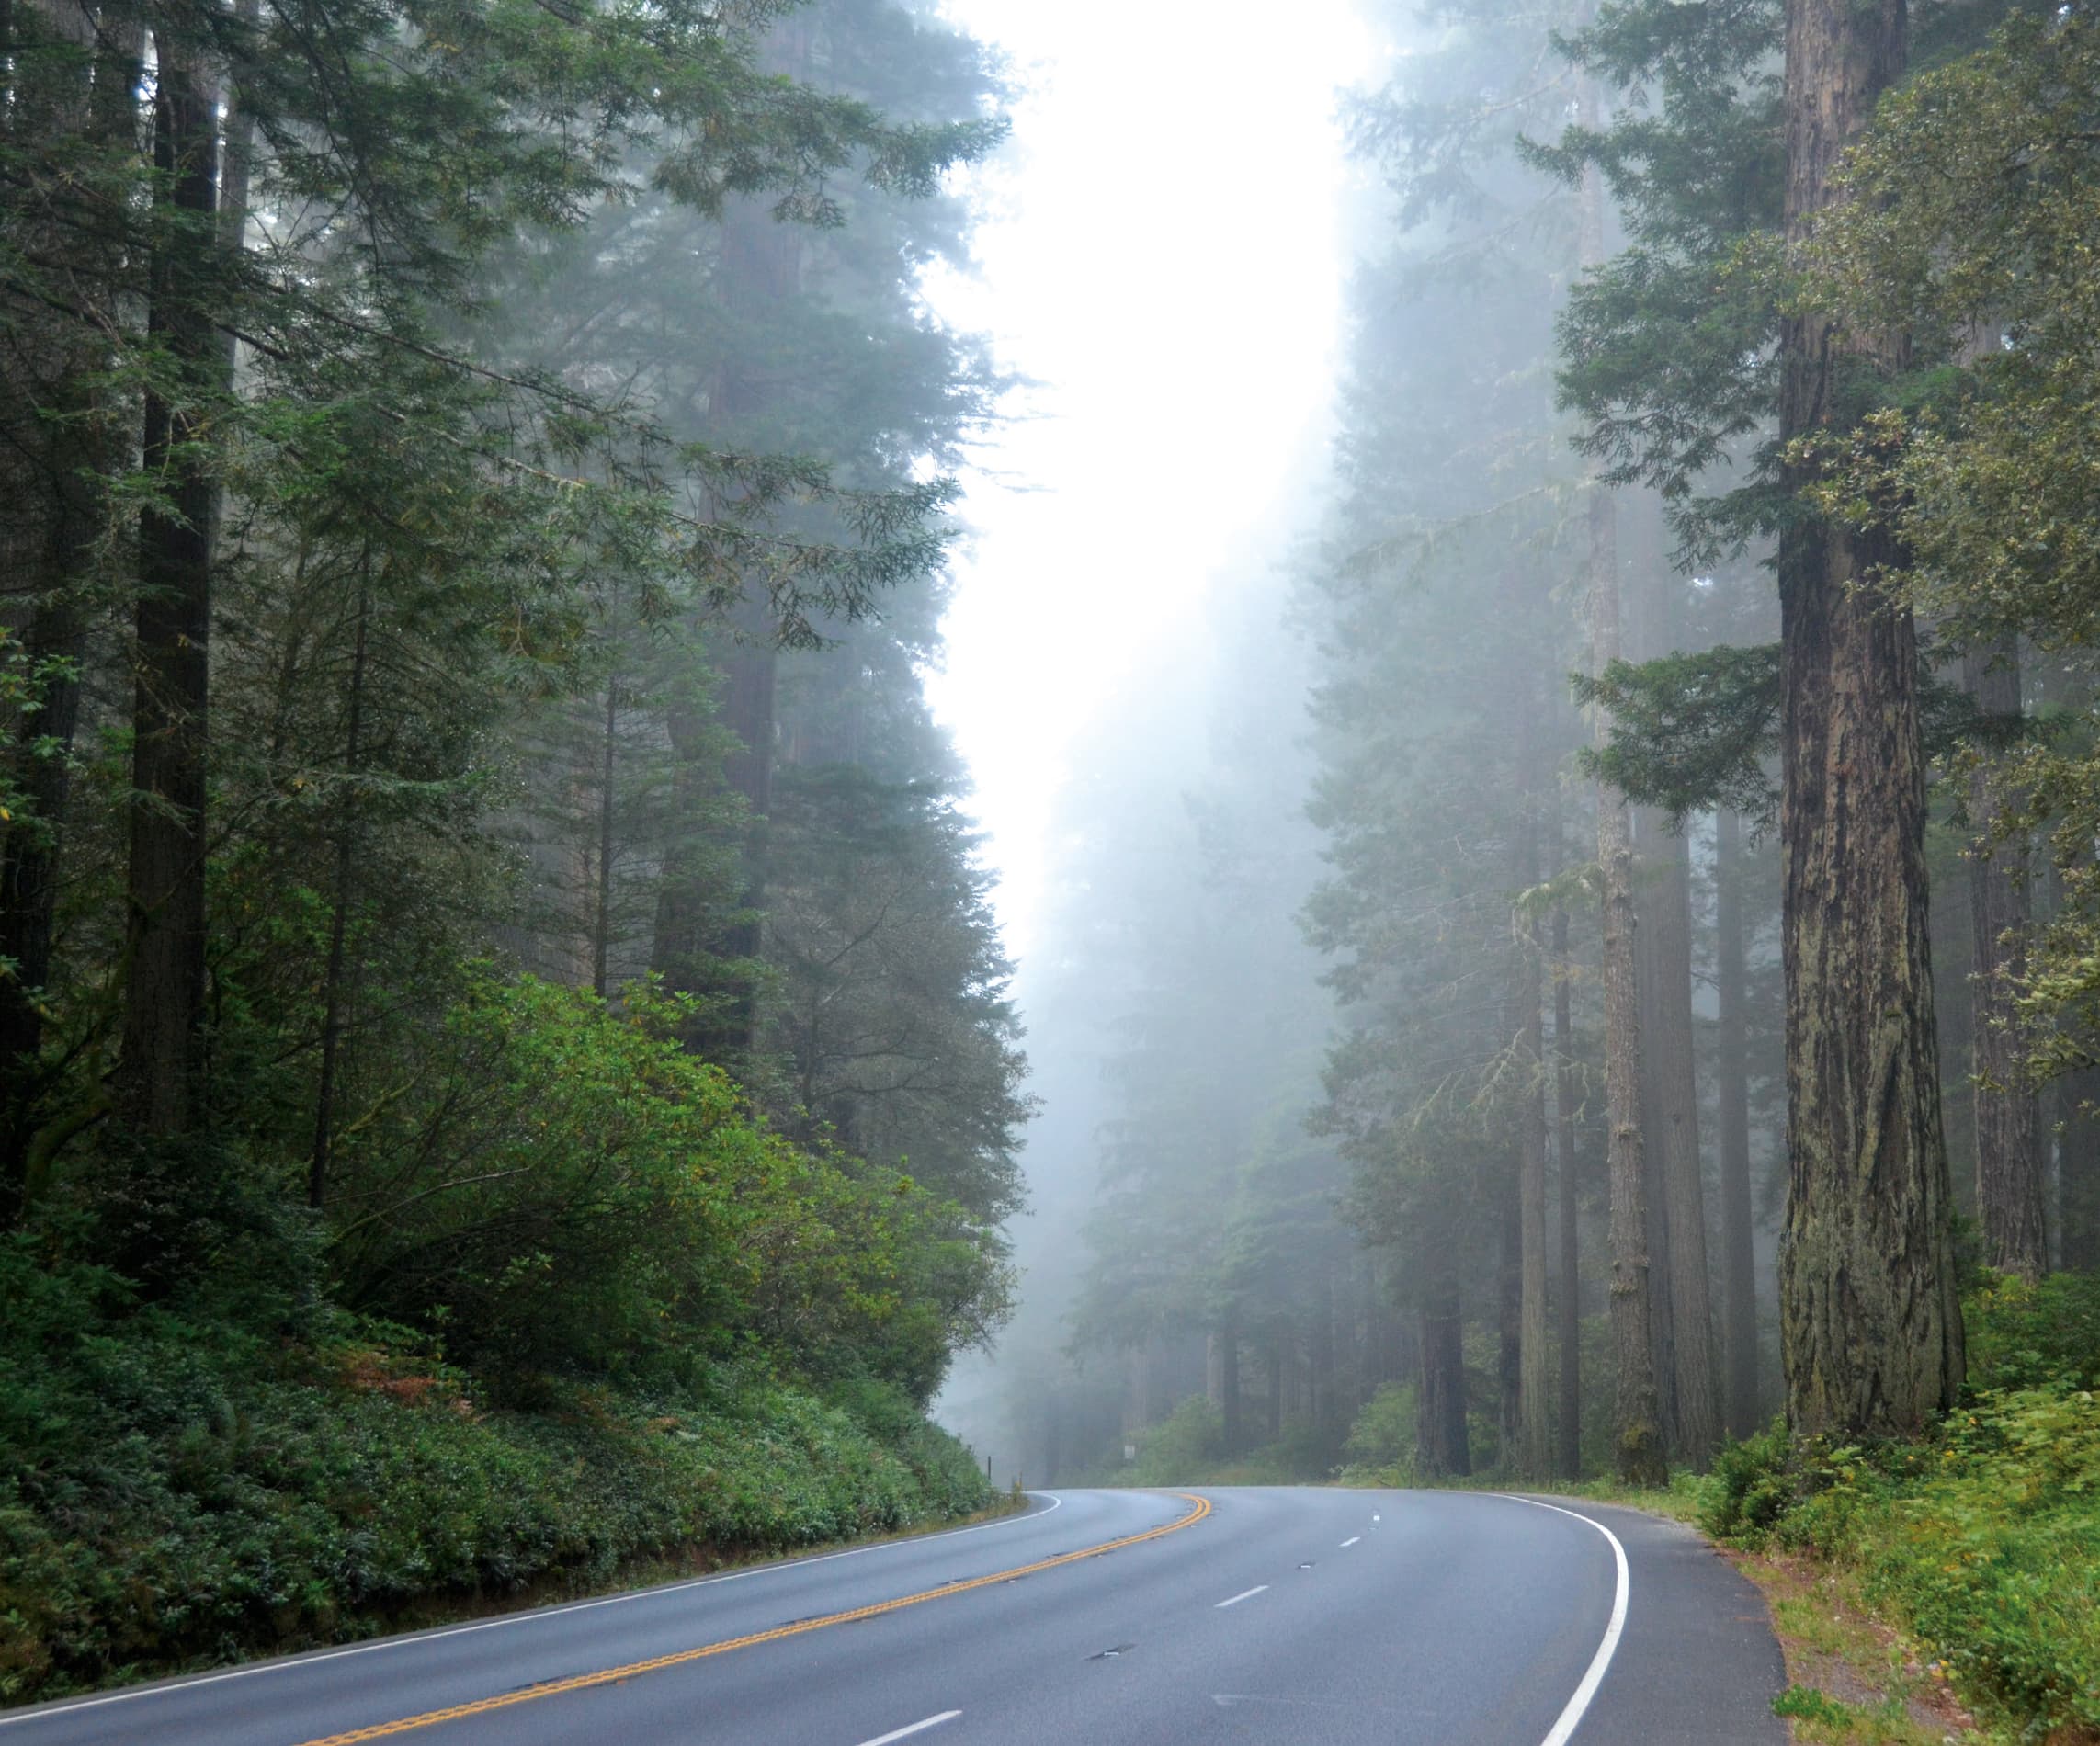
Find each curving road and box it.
[0,1488,1787,1745]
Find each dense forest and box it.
[957,0,2100,1632]
[10,0,2100,1729]
[0,0,1031,1700]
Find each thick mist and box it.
[936,567,1338,1484]
[932,0,1811,1490]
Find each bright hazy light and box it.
[922,0,1372,958]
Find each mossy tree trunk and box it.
[1776,0,1962,1439]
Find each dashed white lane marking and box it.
[1340,1536,1361,1548]
[1214,1585,1269,1609]
[1488,1494,1632,1746]
[856,1711,961,1746]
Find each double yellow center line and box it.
[295,1492,1212,1745]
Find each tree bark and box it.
[593,672,619,999]
[1511,677,1551,1480]
[309,574,369,1209]
[1553,885,1584,1480]
[1311,1273,1337,1443]
[1963,638,2044,1278]
[1580,88,1666,1485]
[672,165,798,1061]
[1716,808,1762,1437]
[1776,0,1963,1438]
[1498,1178,1522,1463]
[1639,804,1720,1463]
[0,448,93,1212]
[1632,855,1680,1454]
[120,40,221,1136]
[2058,1064,2100,1273]
[1416,1278,1471,1480]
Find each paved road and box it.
[0,1488,1786,1745]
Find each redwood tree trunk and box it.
[1581,111,1665,1484]
[2058,1064,2100,1273]
[0,481,91,1214]
[1963,638,2044,1278]
[1776,0,1963,1438]
[1716,808,1762,1437]
[1512,680,1551,1480]
[1498,1182,1522,1463]
[1416,1279,1471,1480]
[1639,805,1720,1463]
[593,673,619,1000]
[1632,844,1680,1454]
[1554,891,1584,1479]
[309,576,369,1210]
[120,45,220,1136]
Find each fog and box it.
[919,1,1371,1479]
[920,0,1371,962]
[925,0,1805,1487]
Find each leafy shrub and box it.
[327,974,1008,1402]
[1123,1396,1224,1484]
[1853,1387,2100,1734]
[1690,1288,2100,1741]
[1698,1419,1795,1545]
[1339,1383,1417,1482]
[1964,1270,2100,1392]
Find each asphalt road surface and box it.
[0,1487,1788,1745]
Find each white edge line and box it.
[1339,1536,1361,1548]
[0,1497,1066,1729]
[1488,1494,1630,1746]
[1214,1584,1268,1609]
[855,1709,961,1746]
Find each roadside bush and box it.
[1854,1387,2100,1734]
[1963,1270,2100,1392]
[328,976,1008,1401]
[1338,1382,1417,1484]
[1123,1396,1224,1484]
[1686,1277,2100,1740]
[1697,1419,1795,1546]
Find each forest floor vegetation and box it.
[0,1248,1003,1708]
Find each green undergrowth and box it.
[0,1256,999,1707]
[1068,1396,1351,1488]
[1694,1275,2100,1743]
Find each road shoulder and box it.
[1521,1489,1996,1746]
[1506,1494,1788,1745]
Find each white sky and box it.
[920,0,1375,961]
